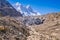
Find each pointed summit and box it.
[15,2,41,16]
[26,5,33,12]
[0,0,22,17]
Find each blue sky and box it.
[8,0,60,15]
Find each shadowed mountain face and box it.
[0,0,22,17]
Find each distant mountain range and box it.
[0,0,22,17]
[14,2,41,16]
[0,0,41,17]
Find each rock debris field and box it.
[0,13,60,40]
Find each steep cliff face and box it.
[0,0,22,17]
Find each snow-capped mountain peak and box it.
[26,5,30,8]
[26,5,34,13]
[15,2,41,16]
[15,2,22,7]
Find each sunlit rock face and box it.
[0,0,22,17]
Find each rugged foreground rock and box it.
[0,13,60,40]
[0,16,30,40]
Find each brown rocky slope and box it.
[0,13,60,40]
[0,16,30,40]
[27,13,60,40]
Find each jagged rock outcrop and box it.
[22,16,44,26]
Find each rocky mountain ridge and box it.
[0,0,22,17]
[15,2,41,16]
